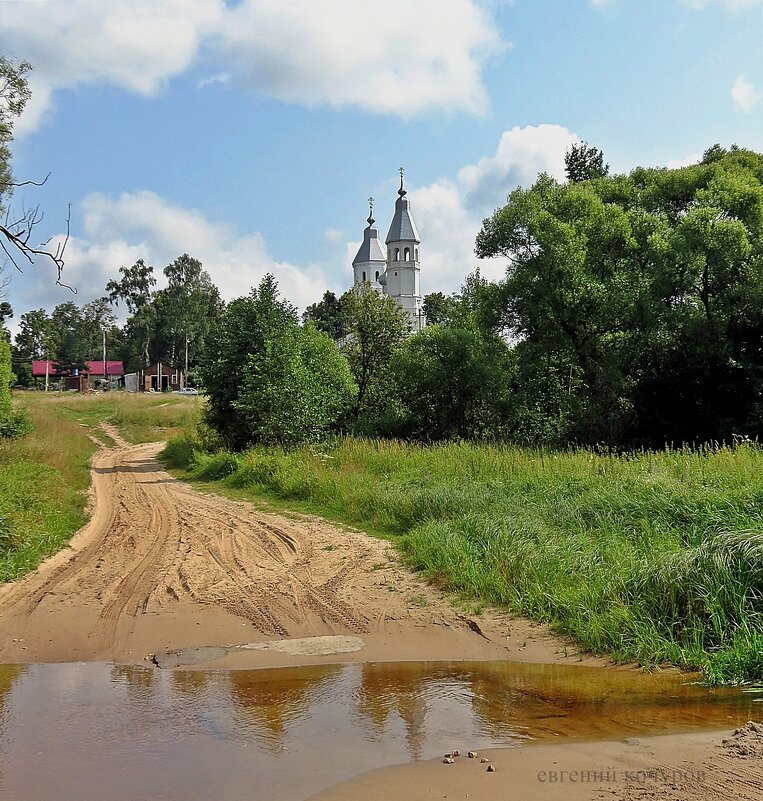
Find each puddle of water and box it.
[0,660,759,801]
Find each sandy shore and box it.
[0,432,590,670]
[308,722,763,801]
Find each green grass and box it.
[32,391,202,443]
[0,391,201,583]
[162,435,763,684]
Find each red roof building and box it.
[31,360,125,379]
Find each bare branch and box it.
[10,171,51,189]
[0,202,74,292]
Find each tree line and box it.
[7,254,222,387]
[6,142,763,450]
[203,142,763,450]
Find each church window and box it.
[362,271,366,281]
[375,271,379,280]
[394,248,400,261]
[415,248,419,260]
[404,247,410,261]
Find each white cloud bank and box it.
[16,190,334,316]
[731,75,761,113]
[0,0,504,132]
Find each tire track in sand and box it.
[0,439,509,663]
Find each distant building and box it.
[351,169,424,330]
[143,363,181,392]
[31,360,125,391]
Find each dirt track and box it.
[0,430,570,668]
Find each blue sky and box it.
[1,0,761,331]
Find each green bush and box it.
[0,337,32,439]
[0,406,32,438]
[201,276,357,449]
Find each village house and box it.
[142,363,181,392]
[31,360,125,392]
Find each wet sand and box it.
[309,723,763,801]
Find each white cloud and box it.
[2,0,223,133]
[13,190,334,315]
[732,75,761,113]
[458,124,578,212]
[198,72,231,89]
[214,0,503,117]
[665,152,702,169]
[1,0,504,132]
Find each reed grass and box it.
[163,435,763,684]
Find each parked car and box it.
[176,387,199,395]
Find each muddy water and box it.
[0,661,759,801]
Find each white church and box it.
[351,169,424,331]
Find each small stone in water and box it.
[467,751,477,759]
[486,764,495,772]
[480,757,489,763]
[451,750,460,757]
[443,757,455,764]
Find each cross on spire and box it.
[398,166,406,196]
[367,196,375,225]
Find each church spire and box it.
[352,197,386,267]
[386,167,419,245]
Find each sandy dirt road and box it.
[0,432,574,668]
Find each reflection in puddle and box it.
[0,660,759,801]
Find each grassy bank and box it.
[0,392,200,583]
[163,435,763,684]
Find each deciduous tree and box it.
[342,285,407,416]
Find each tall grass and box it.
[0,396,96,581]
[0,392,201,583]
[163,435,763,684]
[23,392,202,443]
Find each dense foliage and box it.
[201,276,355,448]
[0,334,30,437]
[477,144,763,447]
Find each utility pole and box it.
[102,328,107,389]
[184,331,189,390]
